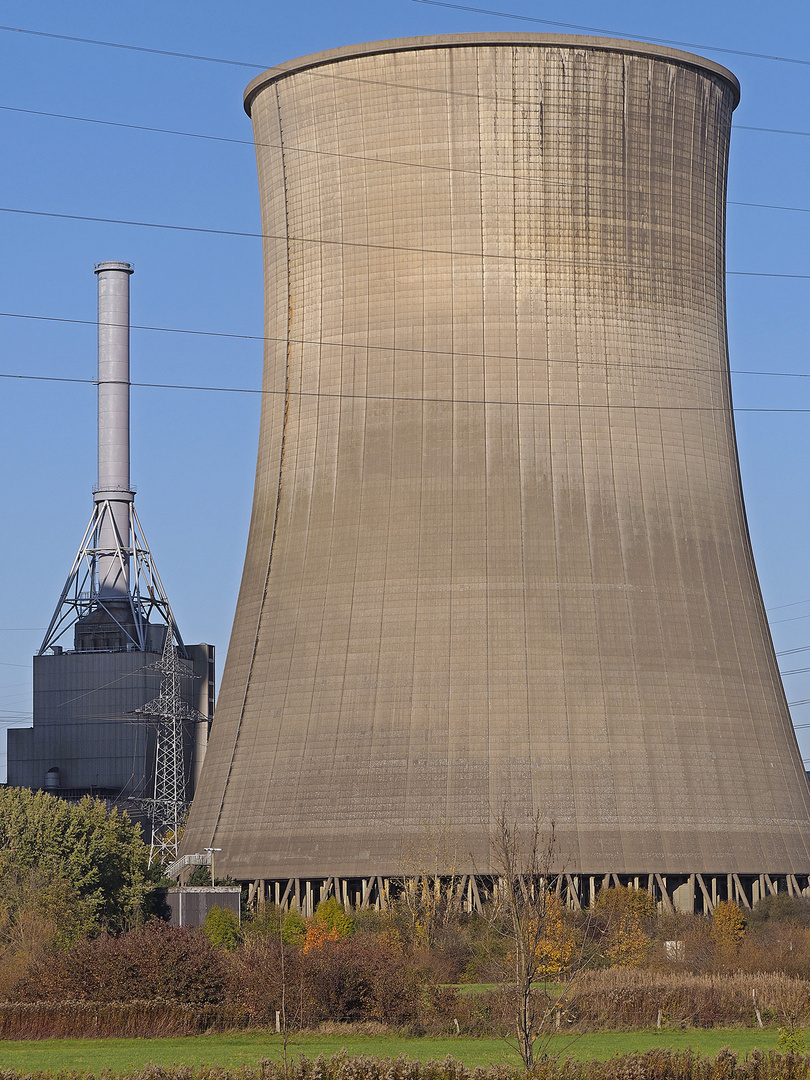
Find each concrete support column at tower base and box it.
[243,872,809,918]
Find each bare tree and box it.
[489,810,581,1072]
[399,824,465,950]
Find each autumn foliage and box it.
[593,886,656,968]
[712,900,747,960]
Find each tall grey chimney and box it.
[93,261,134,601]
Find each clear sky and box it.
[2,1,810,779]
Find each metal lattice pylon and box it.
[39,499,184,655]
[135,628,201,867]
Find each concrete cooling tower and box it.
[182,33,810,913]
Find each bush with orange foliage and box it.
[712,900,747,962]
[591,886,656,969]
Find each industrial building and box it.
[180,34,810,912]
[8,263,214,856]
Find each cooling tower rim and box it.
[244,33,740,115]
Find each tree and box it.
[399,825,466,950]
[489,811,580,1073]
[302,897,352,953]
[712,900,746,960]
[0,787,151,934]
[204,904,242,949]
[593,885,656,968]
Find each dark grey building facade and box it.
[8,637,213,811]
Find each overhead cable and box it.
[0,24,265,69]
[2,205,809,280]
[409,0,810,68]
[3,103,810,178]
[7,15,810,72]
[3,308,810,382]
[3,369,810,412]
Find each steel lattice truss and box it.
[39,499,184,655]
[135,628,202,867]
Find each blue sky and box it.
[2,1,810,779]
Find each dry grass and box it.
[567,969,810,1030]
[0,1001,251,1039]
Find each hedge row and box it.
[1,1049,810,1080]
[0,1001,253,1040]
[5,970,810,1038]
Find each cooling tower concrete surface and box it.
[182,34,810,885]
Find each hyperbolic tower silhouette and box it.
[182,34,810,912]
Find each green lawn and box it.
[0,1028,790,1074]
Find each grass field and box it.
[0,1028,791,1074]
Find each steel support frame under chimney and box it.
[38,499,184,655]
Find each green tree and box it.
[243,904,307,946]
[203,904,242,949]
[0,787,151,934]
[282,908,306,946]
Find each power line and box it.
[3,308,810,383]
[410,0,810,68]
[730,201,810,216]
[0,310,266,344]
[0,104,256,147]
[737,125,810,138]
[0,24,265,70]
[3,109,810,248]
[8,14,810,74]
[3,204,810,281]
[3,368,810,412]
[0,24,711,114]
[4,103,810,189]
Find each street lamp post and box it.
[203,847,222,887]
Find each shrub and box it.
[310,898,352,937]
[564,968,810,1030]
[7,1051,810,1080]
[712,901,747,959]
[301,933,426,1025]
[204,906,242,950]
[226,929,428,1028]
[14,921,227,1004]
[749,895,810,929]
[225,936,301,1024]
[0,1000,251,1039]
